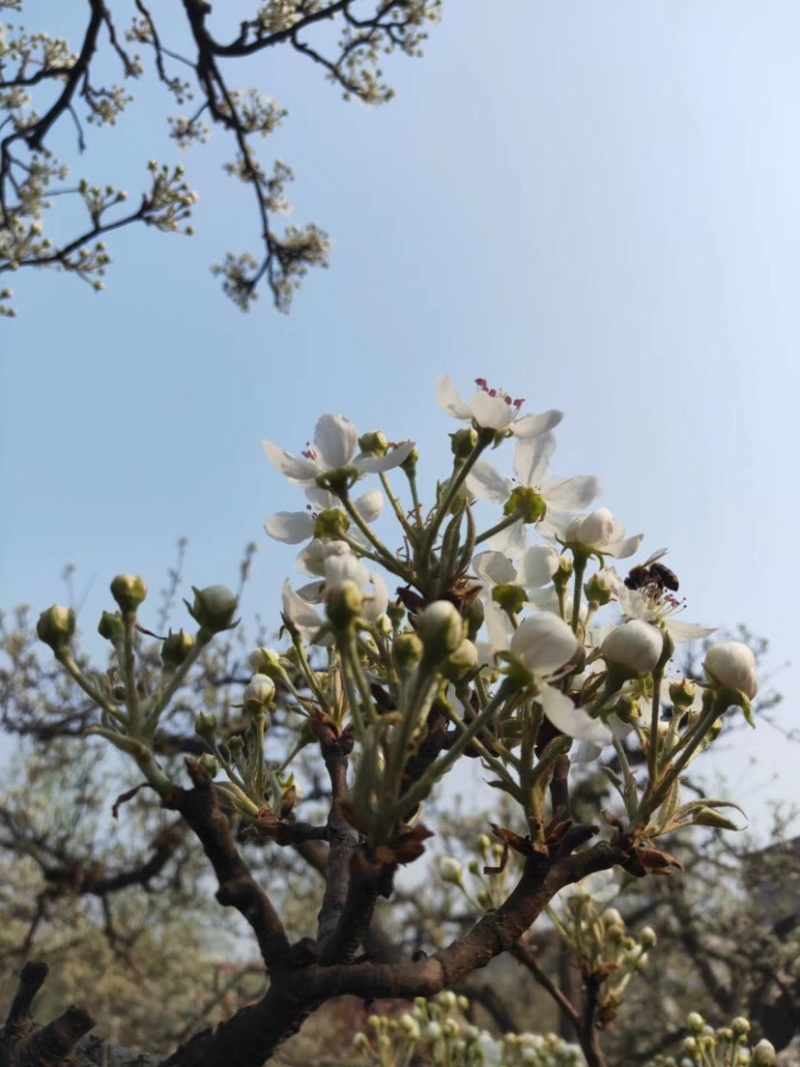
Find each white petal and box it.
[295,579,325,603]
[305,486,336,509]
[572,739,605,764]
[473,550,517,585]
[512,410,563,438]
[606,534,644,559]
[668,620,717,643]
[325,554,370,591]
[544,474,602,511]
[484,598,514,651]
[436,376,472,420]
[489,518,527,555]
[262,440,318,484]
[364,573,389,621]
[354,441,415,473]
[471,391,515,431]
[513,433,555,488]
[467,460,512,504]
[510,613,578,673]
[519,545,559,588]
[282,580,323,629]
[354,489,384,523]
[265,511,315,544]
[540,685,613,745]
[314,414,358,468]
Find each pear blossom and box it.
[472,548,562,650]
[282,554,388,640]
[468,432,602,551]
[564,508,642,559]
[263,414,413,490]
[508,614,613,746]
[609,567,715,644]
[436,375,563,438]
[266,487,383,544]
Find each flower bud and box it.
[358,430,389,456]
[566,508,615,548]
[228,735,244,758]
[98,610,124,643]
[687,1013,705,1033]
[185,585,238,634]
[731,1018,751,1036]
[442,638,479,682]
[249,647,283,676]
[198,753,219,777]
[585,570,613,606]
[393,632,424,671]
[161,629,196,667]
[704,642,758,700]
[753,1039,776,1066]
[450,427,479,458]
[438,856,464,887]
[36,605,76,656]
[194,712,218,740]
[669,678,697,708]
[243,673,276,713]
[417,601,465,659]
[110,574,148,615]
[601,620,663,678]
[325,579,364,628]
[640,926,657,948]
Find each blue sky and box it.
[2,2,798,837]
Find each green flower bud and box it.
[504,485,547,524]
[110,574,148,615]
[640,926,657,948]
[450,427,479,458]
[417,601,465,660]
[161,629,196,667]
[393,632,424,670]
[585,570,613,607]
[358,430,389,456]
[228,735,245,759]
[687,1013,705,1033]
[185,585,238,634]
[195,712,218,741]
[248,647,283,677]
[463,595,484,641]
[198,753,219,777]
[614,695,642,725]
[98,610,124,643]
[669,678,697,708]
[37,605,76,657]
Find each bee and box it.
[624,548,680,594]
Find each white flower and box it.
[243,673,276,709]
[437,375,562,438]
[472,548,561,650]
[281,555,388,640]
[564,508,642,559]
[601,620,664,676]
[509,614,612,746]
[438,856,464,885]
[263,414,413,489]
[468,432,601,551]
[704,641,758,699]
[266,487,383,544]
[608,565,715,644]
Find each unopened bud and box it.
[393,632,424,670]
[669,678,697,708]
[442,638,479,681]
[450,427,478,458]
[753,1039,776,1066]
[325,580,364,628]
[248,647,283,676]
[438,856,464,887]
[194,712,218,741]
[704,642,758,700]
[198,753,219,777]
[161,629,196,667]
[37,605,76,656]
[110,574,148,615]
[417,601,464,659]
[98,611,124,643]
[358,431,389,456]
[243,673,276,713]
[585,570,613,606]
[601,620,663,678]
[185,585,238,634]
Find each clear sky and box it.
[2,2,798,838]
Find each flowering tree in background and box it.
[1,377,780,1067]
[0,0,442,317]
